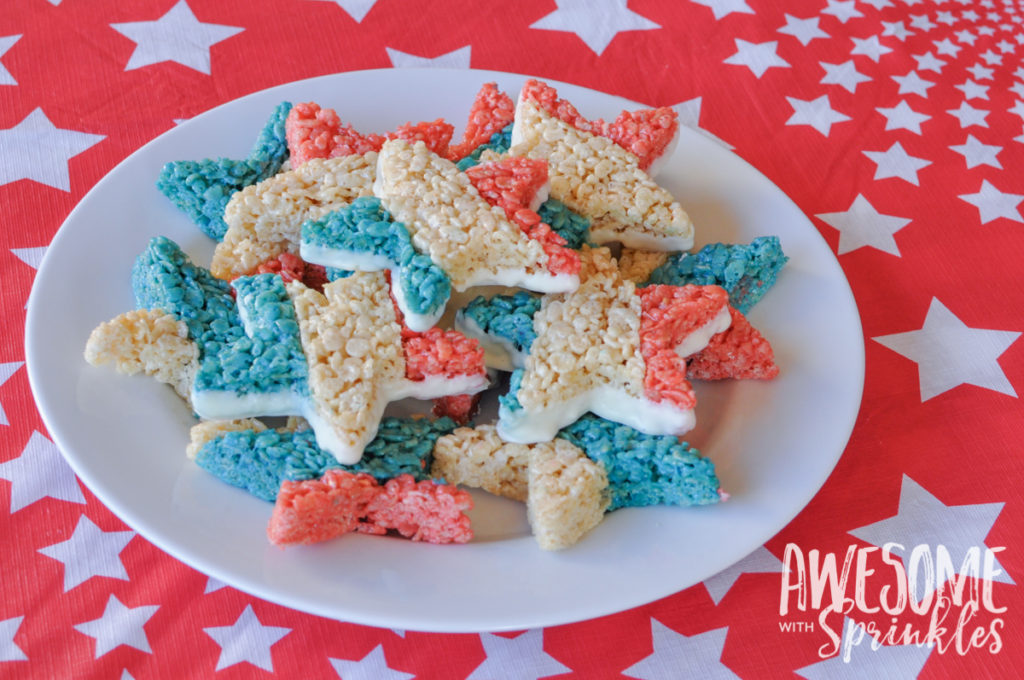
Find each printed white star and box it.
[0,109,104,191]
[955,79,990,100]
[1011,82,1024,99]
[796,618,933,679]
[967,63,995,80]
[962,9,981,22]
[892,70,934,97]
[1009,100,1024,121]
[874,299,1020,400]
[863,142,931,185]
[955,28,977,45]
[937,10,957,25]
[702,546,783,605]
[329,645,413,680]
[850,475,1014,600]
[689,0,754,20]
[821,60,871,92]
[0,361,22,426]
[203,605,290,672]
[530,0,660,55]
[980,49,1003,65]
[881,20,912,40]
[851,35,892,62]
[1016,66,1024,80]
[997,38,1015,53]
[0,431,86,512]
[723,39,789,78]
[950,134,1002,169]
[204,576,228,593]
[778,14,827,45]
[911,51,945,72]
[908,13,936,31]
[466,630,570,680]
[934,37,962,57]
[0,616,27,662]
[786,95,850,136]
[623,622,739,679]
[947,101,989,128]
[0,35,20,86]
[10,246,46,270]
[861,0,893,9]
[38,515,135,591]
[307,0,379,22]
[816,194,911,256]
[385,46,471,68]
[821,0,863,23]
[959,179,1024,225]
[110,1,243,75]
[876,100,930,134]
[74,595,159,658]
[673,97,734,149]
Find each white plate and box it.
[25,69,864,633]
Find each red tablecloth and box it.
[2,0,1023,677]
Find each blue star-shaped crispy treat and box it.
[642,236,788,313]
[189,416,458,502]
[157,101,291,240]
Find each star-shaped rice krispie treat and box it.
[508,79,693,251]
[456,246,732,443]
[157,102,292,241]
[372,137,581,294]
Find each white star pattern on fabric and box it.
[723,39,790,78]
[877,100,930,134]
[851,35,892,62]
[10,246,46,270]
[955,28,977,45]
[0,431,86,512]
[908,13,936,31]
[203,605,290,672]
[73,595,158,658]
[863,141,931,185]
[690,0,754,20]
[821,60,871,93]
[1009,100,1024,122]
[778,15,828,45]
[786,95,850,135]
[1011,82,1024,99]
[849,475,1014,599]
[955,79,989,100]
[959,179,1024,224]
[529,0,660,56]
[821,0,863,24]
[947,101,989,128]
[0,35,20,86]
[466,630,570,680]
[936,10,957,25]
[997,38,1016,53]
[912,51,945,72]
[795,618,933,679]
[980,49,1002,66]
[966,63,994,80]
[307,0,379,22]
[37,515,135,591]
[110,1,243,75]
[329,645,414,680]
[673,97,734,149]
[934,37,962,58]
[385,46,471,68]
[950,134,1002,169]
[204,576,227,593]
[0,361,22,426]
[0,109,104,191]
[874,298,1021,400]
[623,622,739,680]
[702,546,784,605]
[0,616,28,662]
[816,194,911,256]
[881,20,912,40]
[892,70,934,98]
[861,0,893,9]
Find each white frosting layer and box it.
[454,311,526,372]
[457,266,578,293]
[588,223,694,252]
[388,271,445,332]
[191,387,303,420]
[299,242,393,272]
[674,304,732,358]
[497,385,696,444]
[644,129,679,179]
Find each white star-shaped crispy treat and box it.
[211,152,377,279]
[110,0,243,75]
[372,138,579,294]
[493,247,731,443]
[509,79,693,251]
